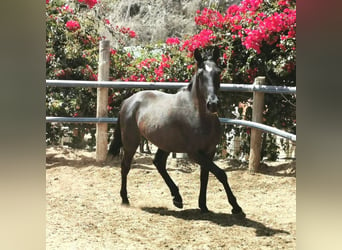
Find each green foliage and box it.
[46,0,296,160]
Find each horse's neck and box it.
[190,75,207,115]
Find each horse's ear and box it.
[194,48,203,64]
[212,46,220,62]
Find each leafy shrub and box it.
[46,0,296,160]
[46,0,137,148]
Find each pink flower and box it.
[78,0,97,9]
[104,19,110,25]
[195,8,224,29]
[65,20,80,32]
[56,69,65,78]
[139,74,146,82]
[154,67,164,78]
[237,0,263,14]
[181,29,216,52]
[283,63,295,73]
[278,0,290,7]
[108,96,113,105]
[241,9,296,54]
[128,30,136,38]
[166,37,180,45]
[61,5,74,13]
[161,54,171,63]
[46,53,55,63]
[118,26,137,38]
[129,75,138,81]
[110,49,117,55]
[246,67,258,83]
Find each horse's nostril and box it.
[207,101,218,113]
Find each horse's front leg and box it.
[153,149,183,208]
[191,152,245,217]
[199,165,209,213]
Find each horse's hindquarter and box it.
[134,90,221,153]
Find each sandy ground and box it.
[46,146,296,249]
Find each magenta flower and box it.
[166,37,180,45]
[181,29,216,52]
[128,30,136,38]
[78,0,97,9]
[65,20,81,32]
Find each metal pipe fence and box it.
[46,116,296,141]
[46,79,296,142]
[47,79,296,94]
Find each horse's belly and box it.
[138,119,188,152]
[140,119,220,153]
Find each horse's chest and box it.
[193,122,220,141]
[184,115,220,141]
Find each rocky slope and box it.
[104,0,241,45]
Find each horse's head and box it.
[194,46,221,114]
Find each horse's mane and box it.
[178,76,194,92]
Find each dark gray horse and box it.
[108,47,245,216]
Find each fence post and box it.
[248,76,266,173]
[96,40,110,162]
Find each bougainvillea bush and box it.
[172,0,296,159]
[46,0,296,160]
[46,0,138,147]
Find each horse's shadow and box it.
[140,206,289,237]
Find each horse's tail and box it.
[108,115,122,157]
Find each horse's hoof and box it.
[173,199,183,209]
[121,199,130,206]
[232,208,246,219]
[200,207,210,213]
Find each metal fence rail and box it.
[48,80,296,160]
[46,79,296,142]
[46,79,296,139]
[46,117,296,142]
[46,80,296,94]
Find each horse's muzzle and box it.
[207,99,218,113]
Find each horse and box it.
[108,46,245,217]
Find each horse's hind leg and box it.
[120,149,136,205]
[153,149,183,209]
